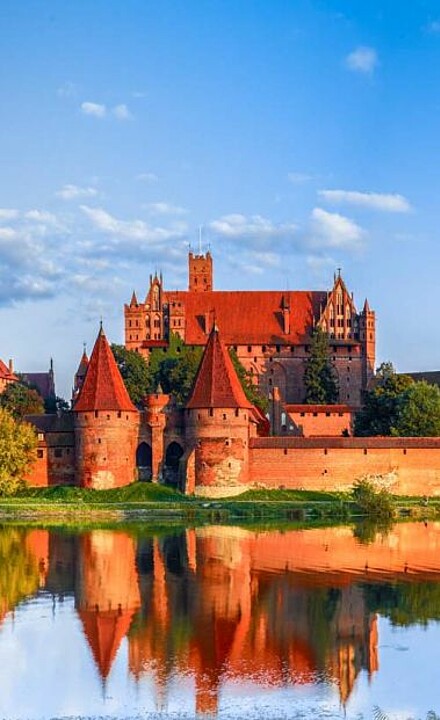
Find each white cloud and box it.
[346,46,378,74]
[112,104,132,120]
[287,172,312,184]
[56,184,98,200]
[0,227,17,240]
[80,101,106,118]
[24,210,59,225]
[80,205,185,247]
[0,209,19,221]
[136,172,158,183]
[146,202,187,216]
[319,189,411,213]
[209,213,297,245]
[309,208,365,250]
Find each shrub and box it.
[352,477,394,519]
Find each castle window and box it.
[37,449,44,459]
[262,345,266,352]
[129,321,132,327]
[290,346,295,353]
[117,411,121,418]
[94,411,99,418]
[254,357,258,363]
[54,449,62,458]
[235,409,239,417]
[300,412,305,417]
[225,439,230,446]
[223,413,227,420]
[98,438,101,444]
[326,412,331,417]
[276,345,280,353]
[209,408,213,417]
[313,412,318,417]
[107,414,110,420]
[247,345,252,352]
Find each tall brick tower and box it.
[360,299,376,388]
[185,325,256,495]
[73,325,139,489]
[188,251,213,292]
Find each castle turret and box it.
[72,347,89,403]
[184,325,256,496]
[73,325,139,489]
[360,298,376,388]
[188,251,213,292]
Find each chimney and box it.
[8,359,13,374]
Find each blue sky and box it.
[1,0,440,396]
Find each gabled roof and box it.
[74,326,137,412]
[0,359,17,382]
[186,326,253,409]
[166,290,328,345]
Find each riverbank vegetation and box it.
[0,480,439,525]
[0,408,37,496]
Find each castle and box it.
[124,251,376,408]
[26,313,440,496]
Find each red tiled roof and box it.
[74,327,137,412]
[0,359,17,382]
[187,326,253,409]
[166,290,328,345]
[76,350,89,377]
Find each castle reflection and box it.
[3,521,440,714]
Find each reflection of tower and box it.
[326,585,379,706]
[76,531,141,681]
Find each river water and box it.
[1,521,440,719]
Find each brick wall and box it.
[74,410,139,489]
[248,437,440,496]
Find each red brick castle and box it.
[124,251,376,407]
[14,250,439,495]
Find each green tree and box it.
[44,396,70,414]
[0,408,37,495]
[355,362,413,436]
[0,381,44,420]
[303,328,339,404]
[111,344,152,406]
[391,381,440,437]
[149,334,203,406]
[229,349,269,413]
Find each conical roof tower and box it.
[74,325,136,413]
[187,325,252,410]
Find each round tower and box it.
[73,325,139,489]
[143,386,171,481]
[185,325,255,497]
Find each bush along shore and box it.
[0,479,439,525]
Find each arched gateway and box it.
[164,441,184,486]
[136,442,152,481]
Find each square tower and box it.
[188,251,213,292]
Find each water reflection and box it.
[1,522,440,718]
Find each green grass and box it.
[1,482,439,527]
[12,482,186,504]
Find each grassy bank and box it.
[0,482,439,525]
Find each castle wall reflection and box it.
[2,522,440,717]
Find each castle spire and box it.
[130,290,138,307]
[186,325,252,409]
[74,325,136,412]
